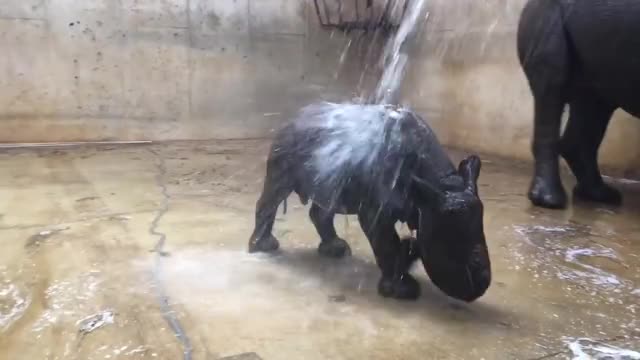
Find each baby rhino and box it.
[248,102,491,302]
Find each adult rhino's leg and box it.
[248,156,293,253]
[309,203,351,258]
[560,94,621,205]
[517,0,570,209]
[528,94,567,209]
[357,209,419,300]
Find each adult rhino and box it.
[517,0,640,209]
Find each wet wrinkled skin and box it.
[517,0,640,209]
[248,103,492,302]
[416,164,491,302]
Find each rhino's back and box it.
[561,0,640,114]
[284,102,454,213]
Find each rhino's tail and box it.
[282,198,288,215]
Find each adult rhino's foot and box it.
[378,274,420,300]
[248,234,280,253]
[318,237,351,258]
[528,176,567,209]
[573,182,622,206]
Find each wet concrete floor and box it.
[0,140,638,360]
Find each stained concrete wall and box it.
[0,0,371,142]
[1,0,639,175]
[402,0,640,176]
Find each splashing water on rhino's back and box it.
[295,0,432,181]
[282,0,433,208]
[294,102,409,190]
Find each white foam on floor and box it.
[0,282,31,331]
[566,338,640,359]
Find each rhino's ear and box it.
[411,175,445,203]
[458,155,481,194]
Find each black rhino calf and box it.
[518,0,640,209]
[248,102,491,302]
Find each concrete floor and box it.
[0,140,638,360]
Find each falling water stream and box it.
[370,0,428,104]
[298,0,430,234]
[334,0,428,105]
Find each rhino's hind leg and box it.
[358,209,420,300]
[560,94,621,205]
[248,158,293,253]
[309,203,351,258]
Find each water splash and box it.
[336,38,353,79]
[300,102,410,188]
[287,101,450,211]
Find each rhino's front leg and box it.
[358,210,420,300]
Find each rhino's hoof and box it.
[573,183,622,206]
[248,235,280,253]
[318,238,352,258]
[528,176,567,209]
[378,274,420,300]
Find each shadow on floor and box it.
[264,247,520,328]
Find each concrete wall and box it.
[1,0,639,175]
[0,0,373,142]
[402,0,640,176]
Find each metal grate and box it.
[313,0,409,32]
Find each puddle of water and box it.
[0,281,31,331]
[510,224,634,294]
[131,249,385,337]
[77,309,115,334]
[92,343,152,358]
[25,225,70,248]
[560,246,624,290]
[565,248,619,263]
[556,269,621,290]
[603,175,640,185]
[32,270,104,332]
[566,338,640,360]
